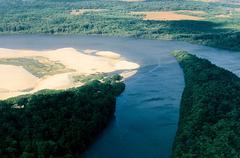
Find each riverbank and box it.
[1,0,240,51]
[172,51,240,157]
[0,78,125,158]
[2,35,240,158]
[0,47,139,99]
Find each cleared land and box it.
[0,48,139,99]
[70,9,106,15]
[131,11,204,21]
[1,0,240,51]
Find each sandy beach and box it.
[0,48,139,99]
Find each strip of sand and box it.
[0,48,139,100]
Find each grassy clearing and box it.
[131,11,204,21]
[0,57,73,78]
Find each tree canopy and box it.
[172,51,240,158]
[0,76,125,158]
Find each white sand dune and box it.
[0,48,139,99]
[0,65,39,92]
[33,73,74,92]
[96,51,121,59]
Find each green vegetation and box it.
[0,57,72,77]
[172,51,240,158]
[0,75,125,158]
[73,73,123,84]
[0,0,240,51]
[73,73,106,83]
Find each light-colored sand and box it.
[70,9,106,16]
[96,51,121,59]
[0,48,139,99]
[115,61,140,70]
[0,65,39,92]
[235,8,240,12]
[0,92,29,100]
[83,49,98,54]
[192,0,240,5]
[191,0,223,2]
[131,11,204,21]
[120,70,138,78]
[215,14,231,18]
[33,73,74,92]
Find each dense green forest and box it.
[172,51,240,158]
[0,75,125,158]
[0,0,240,51]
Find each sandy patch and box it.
[0,48,139,99]
[0,65,39,92]
[0,92,29,100]
[235,8,240,12]
[196,0,221,2]
[120,70,138,78]
[83,49,98,54]
[96,51,121,59]
[131,11,204,21]
[70,9,106,16]
[215,14,231,18]
[33,73,74,92]
[192,0,240,5]
[115,61,139,70]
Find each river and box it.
[0,35,239,158]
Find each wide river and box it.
[1,35,240,158]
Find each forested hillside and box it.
[0,76,125,158]
[172,51,240,157]
[0,0,240,51]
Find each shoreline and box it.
[0,47,139,100]
[0,34,239,53]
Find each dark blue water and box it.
[0,35,239,158]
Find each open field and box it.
[0,57,72,77]
[131,11,204,21]
[0,48,139,99]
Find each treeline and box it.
[0,0,240,51]
[0,75,125,158]
[172,51,240,157]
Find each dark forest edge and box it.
[0,75,125,158]
[0,0,240,51]
[172,51,240,158]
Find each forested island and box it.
[0,75,125,158]
[172,51,240,158]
